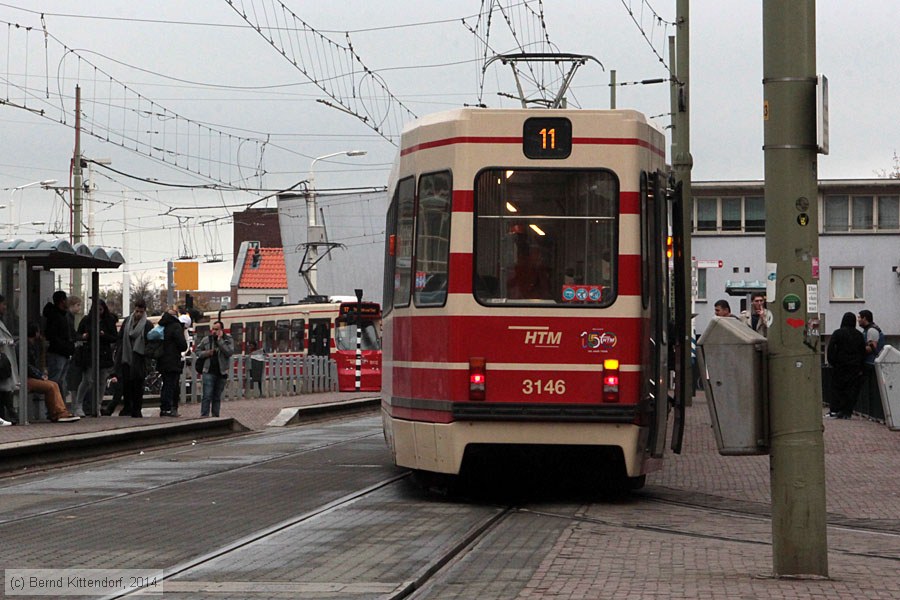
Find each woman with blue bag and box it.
[156,306,187,417]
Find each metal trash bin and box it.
[250,353,265,393]
[875,345,900,431]
[697,317,769,455]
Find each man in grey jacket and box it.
[196,320,235,417]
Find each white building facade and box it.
[691,179,900,344]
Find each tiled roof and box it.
[238,247,288,289]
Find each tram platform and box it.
[0,392,379,475]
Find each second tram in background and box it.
[380,107,686,488]
[194,298,383,392]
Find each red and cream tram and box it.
[194,299,382,392]
[380,108,686,487]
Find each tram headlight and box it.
[469,357,486,401]
[602,358,619,403]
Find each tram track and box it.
[107,472,412,599]
[0,425,384,527]
[101,473,514,600]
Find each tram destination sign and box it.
[523,117,572,159]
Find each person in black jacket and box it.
[157,306,188,417]
[73,299,118,417]
[42,290,76,406]
[114,300,152,418]
[826,312,867,419]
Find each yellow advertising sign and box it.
[173,261,199,291]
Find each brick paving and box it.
[1,390,898,599]
[504,396,900,600]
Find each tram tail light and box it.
[469,357,486,401]
[388,234,396,256]
[666,235,673,259]
[602,358,619,403]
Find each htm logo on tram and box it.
[509,326,562,348]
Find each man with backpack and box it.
[114,300,152,418]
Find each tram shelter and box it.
[0,239,124,424]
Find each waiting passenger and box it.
[741,292,772,337]
[825,312,866,419]
[26,323,79,422]
[114,300,152,418]
[713,299,738,318]
[196,320,235,417]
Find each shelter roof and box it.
[0,239,125,269]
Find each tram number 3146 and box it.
[522,379,566,395]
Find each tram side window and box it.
[230,322,244,353]
[474,169,618,307]
[414,170,452,307]
[290,319,305,351]
[275,320,290,352]
[245,322,260,353]
[393,177,416,308]
[383,194,397,313]
[262,321,276,353]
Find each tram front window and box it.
[335,321,382,351]
[474,169,618,307]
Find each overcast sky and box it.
[1,1,898,293]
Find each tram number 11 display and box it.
[523,117,572,159]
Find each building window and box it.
[878,195,899,230]
[693,196,765,233]
[831,267,863,300]
[267,296,284,305]
[745,196,765,232]
[721,197,742,231]
[825,194,900,232]
[824,195,848,232]
[852,196,873,229]
[697,197,717,231]
[695,268,707,301]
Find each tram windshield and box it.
[474,169,618,306]
[335,320,382,351]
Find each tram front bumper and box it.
[385,415,649,477]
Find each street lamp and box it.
[306,150,367,291]
[8,179,57,239]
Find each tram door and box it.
[641,171,671,458]
[308,319,331,357]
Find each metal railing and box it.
[182,354,337,404]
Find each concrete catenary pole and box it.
[670,0,693,426]
[72,85,83,307]
[763,0,828,576]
